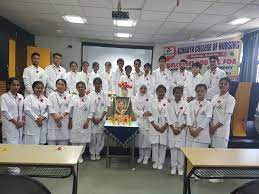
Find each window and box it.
[257,55,259,83]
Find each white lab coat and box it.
[1,91,24,144]
[67,94,94,144]
[132,71,144,95]
[153,68,173,98]
[65,71,79,94]
[203,67,226,100]
[47,91,71,141]
[186,99,213,144]
[111,68,124,95]
[44,64,66,95]
[89,71,100,91]
[132,93,151,148]
[172,69,191,87]
[166,99,190,148]
[90,90,109,134]
[22,65,45,97]
[119,75,134,97]
[211,92,236,141]
[101,71,112,93]
[23,94,48,144]
[136,73,156,96]
[77,71,91,93]
[147,98,168,146]
[183,73,204,99]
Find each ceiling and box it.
[1,0,259,45]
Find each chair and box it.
[0,174,51,194]
[231,180,259,194]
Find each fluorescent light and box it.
[229,17,251,25]
[113,19,136,27]
[62,15,87,24]
[115,33,132,38]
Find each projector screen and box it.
[82,43,153,73]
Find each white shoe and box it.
[96,154,101,160]
[209,179,223,183]
[142,158,149,165]
[171,167,177,175]
[137,158,143,164]
[178,168,184,176]
[79,158,84,163]
[90,154,96,161]
[152,162,158,169]
[157,164,163,170]
[8,167,20,175]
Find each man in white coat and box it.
[77,61,91,94]
[132,59,144,95]
[44,53,66,96]
[203,56,226,100]
[111,58,124,95]
[172,59,191,87]
[100,62,112,93]
[65,61,79,95]
[153,56,173,98]
[22,52,45,97]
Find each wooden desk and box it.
[181,148,259,194]
[104,120,139,168]
[0,144,83,194]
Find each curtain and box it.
[240,30,259,82]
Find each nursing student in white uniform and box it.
[1,78,24,175]
[44,53,66,96]
[186,84,213,148]
[203,56,226,100]
[209,77,236,183]
[67,81,94,163]
[89,77,109,160]
[111,58,124,95]
[132,84,152,165]
[153,56,174,98]
[101,61,112,93]
[89,62,100,91]
[172,59,191,87]
[22,52,45,97]
[47,79,71,145]
[137,63,155,96]
[147,85,168,170]
[23,81,48,145]
[77,61,91,94]
[132,59,144,95]
[166,86,190,175]
[210,77,235,148]
[65,61,79,95]
[184,62,204,102]
[119,65,134,97]
[1,78,24,144]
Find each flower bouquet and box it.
[118,81,132,97]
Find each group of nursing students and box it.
[1,52,235,181]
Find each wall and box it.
[0,16,35,93]
[35,36,81,71]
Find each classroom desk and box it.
[181,148,259,194]
[104,120,139,168]
[0,144,83,194]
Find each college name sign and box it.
[164,38,242,81]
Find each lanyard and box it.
[173,103,181,122]
[208,70,216,88]
[193,102,203,122]
[13,94,20,120]
[157,100,165,123]
[55,93,65,114]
